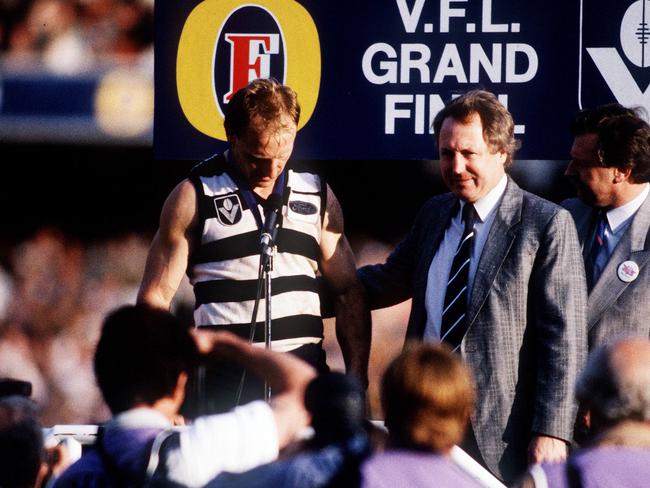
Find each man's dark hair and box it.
[224,78,300,140]
[94,304,198,414]
[571,104,650,183]
[432,90,520,167]
[570,103,638,135]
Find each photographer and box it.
[54,304,315,488]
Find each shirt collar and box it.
[463,174,508,222]
[606,184,650,232]
[110,407,172,430]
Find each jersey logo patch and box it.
[214,194,242,225]
[289,200,318,215]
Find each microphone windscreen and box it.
[266,193,283,212]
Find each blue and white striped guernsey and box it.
[187,154,326,352]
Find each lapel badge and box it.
[617,260,640,283]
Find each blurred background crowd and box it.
[0,0,153,74]
[0,229,151,425]
[0,221,410,426]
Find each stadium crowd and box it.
[0,0,153,73]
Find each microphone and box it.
[260,194,283,260]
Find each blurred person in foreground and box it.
[206,371,371,488]
[138,78,369,412]
[54,304,315,488]
[358,90,587,483]
[360,342,482,487]
[563,104,650,350]
[0,389,46,488]
[521,338,650,488]
[0,382,71,488]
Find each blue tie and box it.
[587,210,607,289]
[440,203,475,351]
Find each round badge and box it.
[617,261,640,283]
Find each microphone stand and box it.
[261,238,274,402]
[237,195,281,407]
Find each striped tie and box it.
[440,203,475,351]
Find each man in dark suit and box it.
[563,104,650,351]
[358,90,587,483]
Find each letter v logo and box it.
[588,48,650,108]
[580,0,650,113]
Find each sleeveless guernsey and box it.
[188,154,326,352]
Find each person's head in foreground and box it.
[382,341,475,453]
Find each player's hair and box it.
[224,78,300,139]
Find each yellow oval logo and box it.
[177,0,321,140]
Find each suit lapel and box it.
[588,194,650,330]
[467,177,521,328]
[410,196,457,339]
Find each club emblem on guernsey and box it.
[214,194,242,225]
[289,200,318,215]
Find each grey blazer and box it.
[359,177,587,483]
[563,195,650,349]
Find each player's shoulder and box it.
[189,153,228,178]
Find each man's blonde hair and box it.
[224,78,300,140]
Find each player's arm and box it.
[319,184,371,388]
[137,179,197,310]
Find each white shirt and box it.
[603,184,650,252]
[423,175,508,341]
[165,400,278,487]
[111,402,278,488]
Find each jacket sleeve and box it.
[530,208,588,440]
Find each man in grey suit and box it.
[563,104,650,350]
[358,90,587,483]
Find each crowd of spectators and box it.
[0,228,169,425]
[0,227,404,426]
[0,0,153,74]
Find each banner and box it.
[155,0,650,160]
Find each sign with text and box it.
[155,0,643,160]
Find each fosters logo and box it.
[177,0,321,140]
